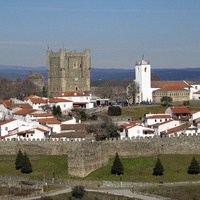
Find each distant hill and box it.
[0,65,200,81]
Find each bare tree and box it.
[126,81,139,105]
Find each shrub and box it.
[15,149,23,170]
[40,196,53,200]
[107,106,121,116]
[72,185,85,199]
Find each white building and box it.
[135,58,152,103]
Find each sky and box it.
[1,0,200,69]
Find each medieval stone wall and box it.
[1,135,200,177]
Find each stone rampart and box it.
[1,135,200,177]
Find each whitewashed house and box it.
[37,117,61,133]
[48,98,73,114]
[0,119,19,137]
[119,122,154,139]
[151,120,181,136]
[143,114,172,126]
[25,96,47,110]
[56,92,93,109]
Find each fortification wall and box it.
[1,135,200,177]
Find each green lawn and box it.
[85,154,200,183]
[0,155,69,181]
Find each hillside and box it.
[0,65,200,81]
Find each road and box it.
[20,187,165,200]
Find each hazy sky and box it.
[1,0,200,69]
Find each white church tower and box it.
[135,57,152,103]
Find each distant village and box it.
[1,48,200,141]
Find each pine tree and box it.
[188,157,199,175]
[111,152,124,175]
[153,158,164,176]
[15,149,24,170]
[21,152,32,174]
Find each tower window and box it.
[144,67,147,72]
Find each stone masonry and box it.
[1,135,200,177]
[46,48,91,97]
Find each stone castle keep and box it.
[2,135,200,177]
[46,48,91,97]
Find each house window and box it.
[5,127,8,131]
[155,119,157,122]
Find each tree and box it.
[72,185,85,199]
[20,152,32,174]
[126,81,139,105]
[107,106,121,116]
[15,149,24,170]
[111,152,124,175]
[188,157,199,175]
[52,105,62,116]
[160,96,173,106]
[153,158,164,176]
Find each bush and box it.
[107,106,121,116]
[72,185,85,199]
[15,149,23,170]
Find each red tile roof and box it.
[13,109,35,115]
[0,119,16,126]
[17,129,35,135]
[48,98,73,103]
[29,98,47,104]
[30,113,53,117]
[161,123,190,135]
[151,81,189,88]
[156,86,187,91]
[169,106,190,114]
[38,118,61,124]
[56,91,88,97]
[2,100,12,108]
[35,127,48,133]
[9,103,32,110]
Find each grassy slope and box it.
[85,154,200,183]
[0,155,69,181]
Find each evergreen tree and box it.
[111,152,124,175]
[188,157,199,175]
[52,105,57,116]
[56,105,62,116]
[21,152,32,174]
[153,158,164,176]
[15,149,23,170]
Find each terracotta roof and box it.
[156,86,187,91]
[151,81,190,88]
[169,106,190,114]
[48,98,73,103]
[190,110,199,115]
[61,123,85,131]
[145,114,172,119]
[29,98,47,104]
[30,113,53,117]
[0,119,16,126]
[13,109,35,115]
[38,118,61,124]
[2,100,12,108]
[161,123,190,135]
[56,91,88,97]
[9,103,32,110]
[184,80,200,85]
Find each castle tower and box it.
[47,48,91,97]
[135,57,152,103]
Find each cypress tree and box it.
[153,158,164,176]
[21,152,32,174]
[15,149,24,170]
[111,152,124,175]
[188,157,199,175]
